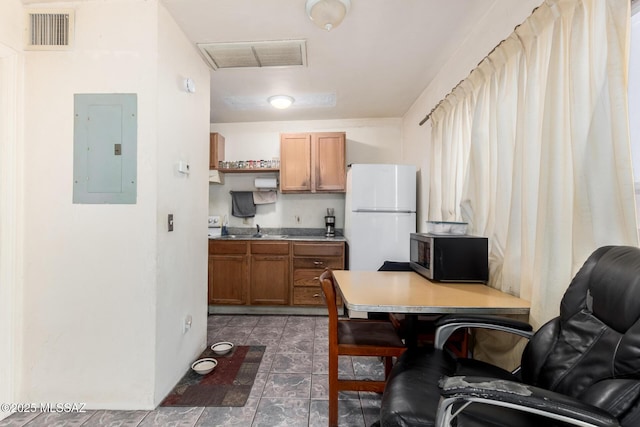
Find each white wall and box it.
[0,0,23,49]
[154,4,210,403]
[630,8,640,234]
[401,0,543,231]
[0,0,24,420]
[16,0,208,409]
[210,118,403,229]
[21,0,159,408]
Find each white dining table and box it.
[332,270,530,315]
[331,270,530,347]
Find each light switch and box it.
[168,213,174,232]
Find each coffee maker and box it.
[324,208,335,237]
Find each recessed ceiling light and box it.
[268,95,295,109]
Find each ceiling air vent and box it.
[197,40,307,70]
[25,9,74,50]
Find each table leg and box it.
[404,314,418,348]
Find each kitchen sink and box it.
[253,234,288,239]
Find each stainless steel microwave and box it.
[409,233,488,283]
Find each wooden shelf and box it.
[215,168,280,174]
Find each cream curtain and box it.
[428,0,638,329]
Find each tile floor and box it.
[1,315,385,427]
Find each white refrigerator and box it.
[344,164,417,272]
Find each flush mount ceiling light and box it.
[225,93,335,110]
[268,95,295,109]
[306,0,351,31]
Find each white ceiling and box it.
[22,0,510,123]
[161,0,509,124]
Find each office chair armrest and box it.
[434,314,533,350]
[436,376,620,427]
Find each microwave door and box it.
[410,236,434,280]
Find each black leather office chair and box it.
[379,245,640,427]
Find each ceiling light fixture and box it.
[268,95,294,109]
[305,0,351,32]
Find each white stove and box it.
[208,215,221,238]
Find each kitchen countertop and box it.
[208,227,347,242]
[210,235,347,242]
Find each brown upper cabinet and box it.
[280,132,346,193]
[209,132,225,169]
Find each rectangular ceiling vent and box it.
[197,40,307,71]
[25,9,74,50]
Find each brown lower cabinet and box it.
[291,242,345,307]
[208,241,248,305]
[208,239,345,308]
[250,242,289,305]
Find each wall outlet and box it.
[294,215,301,224]
[183,315,192,334]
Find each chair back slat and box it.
[319,269,339,345]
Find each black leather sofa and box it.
[378,245,640,427]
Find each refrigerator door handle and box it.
[353,209,414,214]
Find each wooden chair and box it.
[319,269,406,427]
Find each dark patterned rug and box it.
[161,345,265,407]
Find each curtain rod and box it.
[418,79,464,126]
[418,4,542,127]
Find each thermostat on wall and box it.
[177,160,190,175]
[184,78,195,93]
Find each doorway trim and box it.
[0,42,22,417]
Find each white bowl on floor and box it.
[191,358,217,375]
[211,341,234,355]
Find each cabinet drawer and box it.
[209,241,248,255]
[293,257,343,269]
[293,286,326,306]
[292,286,342,306]
[292,242,344,257]
[293,269,322,287]
[251,241,290,255]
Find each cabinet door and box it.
[280,134,311,192]
[250,255,289,305]
[209,133,225,169]
[313,132,345,192]
[208,255,247,305]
